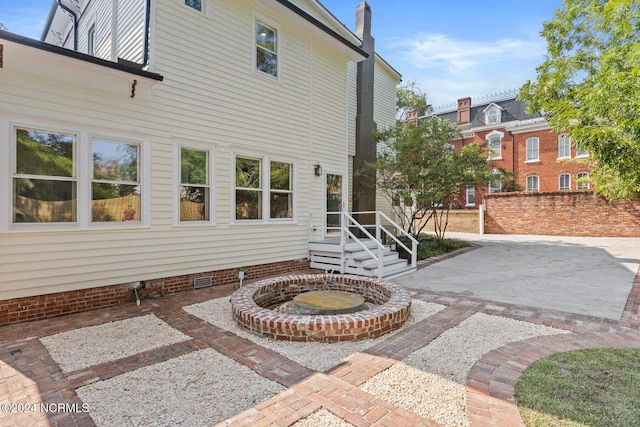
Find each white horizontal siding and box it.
[1,0,372,300]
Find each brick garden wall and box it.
[484,191,640,237]
[0,259,309,326]
[417,209,480,234]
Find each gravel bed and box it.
[292,408,354,427]
[359,313,571,427]
[184,297,444,372]
[77,348,285,427]
[40,314,190,372]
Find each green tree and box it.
[396,81,428,122]
[372,116,502,244]
[519,0,640,200]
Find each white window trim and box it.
[576,172,590,189]
[558,134,571,159]
[575,144,589,158]
[558,173,571,190]
[486,130,504,161]
[465,187,476,207]
[525,137,540,163]
[87,23,96,56]
[231,152,296,224]
[252,12,282,82]
[482,103,503,125]
[526,175,539,192]
[5,118,150,232]
[181,0,209,15]
[173,140,216,226]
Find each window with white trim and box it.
[466,187,476,206]
[184,0,202,12]
[235,155,294,221]
[488,169,502,193]
[270,161,293,219]
[235,156,262,220]
[575,143,589,158]
[526,175,539,192]
[255,20,278,78]
[92,139,141,223]
[576,172,590,189]
[559,173,571,190]
[486,130,503,160]
[13,128,77,223]
[484,105,501,125]
[526,137,539,162]
[179,146,210,222]
[558,134,571,159]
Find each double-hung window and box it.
[13,128,77,223]
[270,161,293,219]
[526,175,539,192]
[526,137,539,162]
[486,130,503,160]
[185,0,202,12]
[235,157,262,220]
[92,139,141,223]
[180,147,210,222]
[576,172,590,189]
[488,169,502,193]
[256,21,278,78]
[466,187,476,206]
[559,173,571,190]
[558,134,571,159]
[235,155,294,221]
[575,143,589,158]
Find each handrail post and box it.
[378,244,384,280]
[375,211,381,243]
[411,238,417,269]
[340,211,346,274]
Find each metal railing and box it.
[339,211,418,279]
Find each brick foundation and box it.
[0,259,308,326]
[231,274,412,342]
[484,191,640,237]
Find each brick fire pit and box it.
[230,274,412,342]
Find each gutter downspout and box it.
[142,0,151,66]
[57,0,78,51]
[508,130,516,188]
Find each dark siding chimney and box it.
[352,2,377,221]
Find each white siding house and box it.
[0,0,401,324]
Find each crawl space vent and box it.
[194,276,213,289]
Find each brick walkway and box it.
[1,265,639,426]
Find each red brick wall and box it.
[484,191,640,237]
[0,259,309,326]
[417,209,479,233]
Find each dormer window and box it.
[483,103,503,125]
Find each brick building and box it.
[425,92,593,208]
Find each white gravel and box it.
[40,314,190,372]
[184,297,444,372]
[76,348,285,427]
[359,312,571,427]
[292,408,354,427]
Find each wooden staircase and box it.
[309,212,418,279]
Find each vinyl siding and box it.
[0,0,373,300]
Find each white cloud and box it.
[393,33,545,74]
[383,32,546,108]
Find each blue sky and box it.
[0,0,562,108]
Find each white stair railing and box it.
[339,211,419,278]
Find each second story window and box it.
[558,134,571,159]
[486,130,503,160]
[256,21,278,78]
[526,137,539,162]
[575,143,589,158]
[185,0,202,12]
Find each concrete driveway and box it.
[395,233,640,320]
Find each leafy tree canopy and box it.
[519,0,640,199]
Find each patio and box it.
[1,266,639,426]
